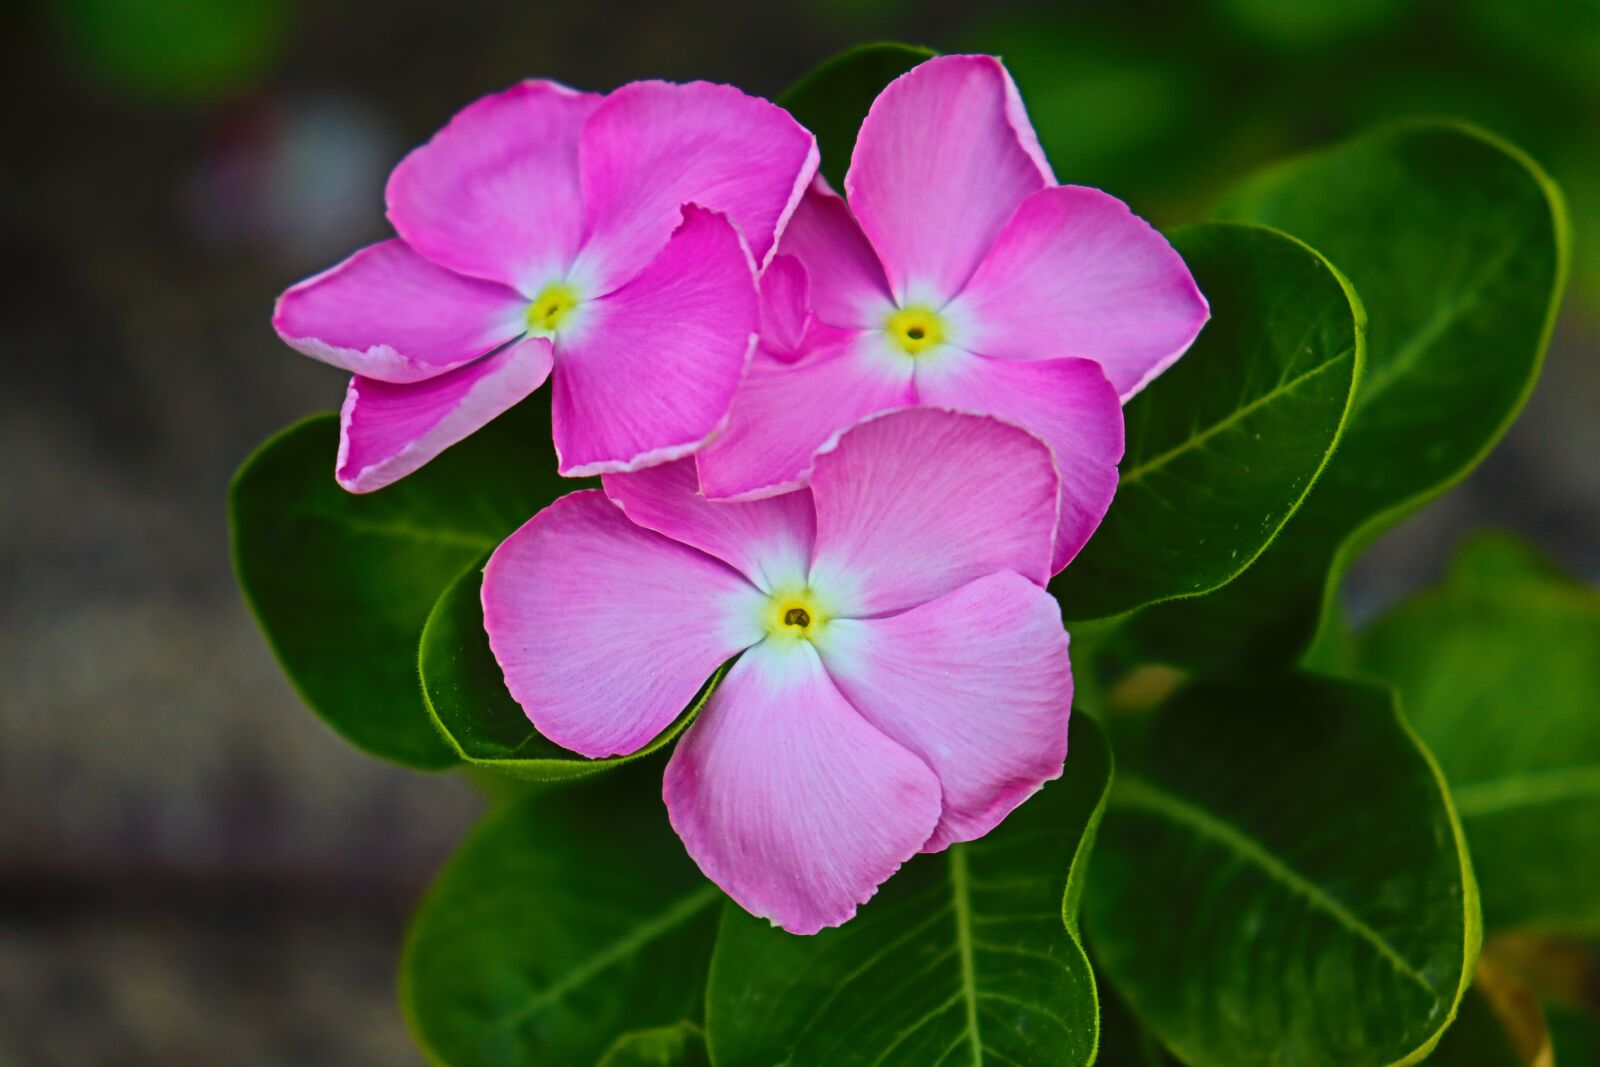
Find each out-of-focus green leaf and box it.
[419,558,722,781]
[778,42,935,189]
[1054,222,1362,620]
[1356,532,1600,935]
[706,714,1112,1067]
[1087,674,1479,1067]
[1130,120,1568,672]
[401,774,721,1066]
[598,1022,710,1067]
[229,402,574,769]
[1425,959,1551,1066]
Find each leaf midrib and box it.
[291,507,500,552]
[1452,764,1600,817]
[949,844,985,1067]
[1112,774,1437,997]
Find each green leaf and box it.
[401,772,722,1067]
[419,557,722,781]
[1129,120,1568,671]
[1053,221,1363,620]
[1087,673,1480,1067]
[778,42,935,189]
[705,714,1112,1067]
[598,1023,710,1067]
[1424,961,1550,1066]
[1355,533,1600,935]
[229,401,575,769]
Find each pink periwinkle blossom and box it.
[696,54,1210,571]
[482,408,1075,934]
[273,79,819,491]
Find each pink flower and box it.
[482,408,1074,934]
[696,54,1210,571]
[273,80,819,491]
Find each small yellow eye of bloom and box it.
[885,306,945,355]
[765,590,827,640]
[526,282,581,335]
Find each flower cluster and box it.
[274,55,1207,933]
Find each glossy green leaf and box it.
[706,714,1111,1067]
[1053,222,1363,620]
[1355,533,1600,935]
[230,402,574,768]
[598,1023,709,1067]
[419,557,722,781]
[1129,120,1568,671]
[1087,674,1479,1067]
[778,42,935,189]
[401,773,722,1067]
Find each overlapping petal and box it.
[948,185,1210,399]
[273,240,528,383]
[816,572,1073,853]
[915,352,1123,571]
[757,254,813,359]
[808,408,1059,617]
[602,459,814,592]
[482,491,764,759]
[337,337,554,493]
[574,81,817,292]
[845,54,1052,306]
[551,206,759,477]
[385,80,600,293]
[663,640,941,934]
[776,183,894,330]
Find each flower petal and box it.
[574,81,818,291]
[947,185,1209,399]
[776,182,894,330]
[663,640,941,934]
[482,490,764,759]
[336,337,553,493]
[808,408,1058,617]
[385,80,600,293]
[694,333,913,502]
[602,459,815,592]
[845,55,1052,306]
[915,352,1123,571]
[758,253,813,359]
[551,206,759,478]
[273,239,528,383]
[815,572,1073,853]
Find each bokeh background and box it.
[2,0,1595,1062]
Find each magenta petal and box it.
[273,240,528,384]
[336,337,553,493]
[386,80,600,292]
[694,334,914,501]
[551,206,759,478]
[845,55,1052,306]
[664,640,941,934]
[575,81,818,291]
[916,352,1123,571]
[602,460,815,591]
[758,254,813,359]
[950,185,1209,399]
[808,408,1059,617]
[777,183,894,330]
[816,572,1073,853]
[482,491,764,759]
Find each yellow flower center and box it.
[764,588,827,641]
[526,282,581,336]
[884,305,945,355]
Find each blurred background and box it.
[1,0,1594,1062]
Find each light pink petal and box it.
[947,185,1209,399]
[336,337,553,493]
[816,572,1073,853]
[776,182,894,330]
[915,352,1123,571]
[694,333,913,502]
[482,490,764,759]
[808,408,1059,617]
[574,80,818,291]
[601,460,815,592]
[845,55,1052,306]
[758,254,813,359]
[385,80,601,293]
[551,206,758,478]
[273,240,528,384]
[664,640,941,934]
